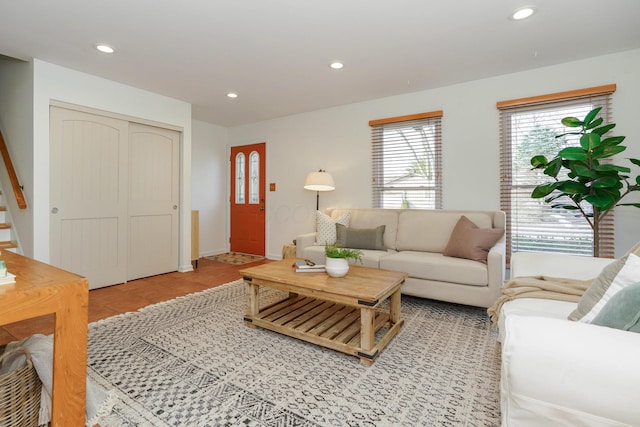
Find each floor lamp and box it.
[304,170,335,210]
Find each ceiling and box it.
[1,0,639,127]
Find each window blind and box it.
[498,85,616,258]
[369,111,443,209]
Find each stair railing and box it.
[0,129,27,209]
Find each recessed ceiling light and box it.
[329,61,344,70]
[226,92,238,99]
[511,6,536,20]
[95,44,115,54]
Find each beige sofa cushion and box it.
[380,250,489,287]
[396,210,493,253]
[327,208,399,250]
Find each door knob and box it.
[51,207,58,214]
[173,205,178,210]
[259,207,265,211]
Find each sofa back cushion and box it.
[396,210,494,253]
[326,208,399,250]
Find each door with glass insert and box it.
[230,142,265,255]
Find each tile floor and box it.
[0,257,270,346]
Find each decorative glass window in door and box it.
[235,152,245,204]
[249,151,259,204]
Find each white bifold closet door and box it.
[50,106,179,289]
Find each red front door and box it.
[230,143,266,255]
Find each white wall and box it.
[0,57,34,256]
[191,120,229,256]
[32,59,194,270]
[229,49,640,259]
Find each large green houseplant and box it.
[530,107,640,256]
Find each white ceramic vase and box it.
[325,257,349,278]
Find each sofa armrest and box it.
[295,232,317,258]
[487,241,506,301]
[510,252,615,280]
[501,315,640,425]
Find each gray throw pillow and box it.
[568,256,628,321]
[568,253,640,322]
[591,282,640,333]
[335,224,386,251]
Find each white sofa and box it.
[295,208,506,308]
[499,252,640,426]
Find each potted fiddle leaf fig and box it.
[530,107,640,256]
[324,245,363,277]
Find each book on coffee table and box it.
[0,272,16,286]
[293,260,325,273]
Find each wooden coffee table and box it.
[240,259,407,365]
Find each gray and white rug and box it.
[88,280,501,426]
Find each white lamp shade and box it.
[304,171,335,191]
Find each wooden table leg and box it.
[389,288,401,326]
[245,282,260,328]
[51,281,89,427]
[359,308,375,366]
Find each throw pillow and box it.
[335,224,386,251]
[591,282,640,333]
[569,252,640,323]
[315,210,350,245]
[443,216,503,264]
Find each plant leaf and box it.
[556,181,588,194]
[558,147,588,160]
[530,155,548,168]
[585,117,603,130]
[594,164,630,173]
[543,157,562,177]
[551,204,579,210]
[592,124,616,136]
[629,158,640,167]
[562,117,583,127]
[556,132,584,138]
[585,193,616,209]
[618,203,640,208]
[580,133,601,150]
[600,136,625,146]
[582,107,602,126]
[592,145,626,159]
[571,163,597,178]
[591,176,620,188]
[531,183,558,198]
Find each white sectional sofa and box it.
[499,251,640,426]
[295,208,506,308]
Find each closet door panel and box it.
[50,106,128,288]
[127,123,179,281]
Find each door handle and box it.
[51,207,58,214]
[259,207,265,211]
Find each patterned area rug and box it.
[88,280,501,426]
[205,252,265,265]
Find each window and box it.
[369,111,443,209]
[235,152,245,204]
[249,151,259,204]
[498,85,616,258]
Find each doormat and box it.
[205,252,265,265]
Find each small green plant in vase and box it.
[324,245,363,277]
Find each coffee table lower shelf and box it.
[244,294,403,364]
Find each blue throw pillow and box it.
[591,282,640,333]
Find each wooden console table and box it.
[0,250,89,427]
